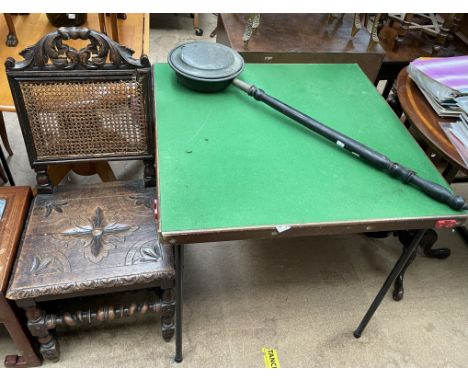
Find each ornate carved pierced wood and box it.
[7,181,174,300]
[5,27,156,192]
[5,27,149,70]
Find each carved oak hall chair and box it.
[4,27,175,362]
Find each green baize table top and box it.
[154,63,467,243]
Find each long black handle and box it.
[232,79,468,211]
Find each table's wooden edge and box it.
[158,214,467,244]
[396,67,468,174]
[0,187,32,292]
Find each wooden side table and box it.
[396,67,468,242]
[0,187,42,367]
[375,22,468,99]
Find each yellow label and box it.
[262,347,281,368]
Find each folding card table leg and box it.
[354,229,427,338]
[175,244,184,363]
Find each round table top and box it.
[396,67,468,174]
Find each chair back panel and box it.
[5,27,155,167]
[19,79,149,161]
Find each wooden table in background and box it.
[376,23,468,98]
[216,13,385,82]
[0,186,41,367]
[396,67,468,242]
[0,13,149,185]
[214,13,468,99]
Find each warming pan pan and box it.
[168,41,467,211]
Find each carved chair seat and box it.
[6,181,175,361]
[4,27,175,363]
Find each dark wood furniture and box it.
[216,13,386,82]
[0,14,149,185]
[375,19,468,100]
[0,187,42,367]
[386,14,463,53]
[396,67,468,243]
[4,27,176,363]
[3,14,18,47]
[396,68,467,177]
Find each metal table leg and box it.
[175,244,184,363]
[456,226,468,245]
[0,144,15,186]
[354,229,426,338]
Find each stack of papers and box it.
[408,56,468,165]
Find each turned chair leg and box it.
[35,165,53,194]
[161,287,175,341]
[25,306,60,362]
[144,159,156,187]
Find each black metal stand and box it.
[354,229,427,338]
[174,244,184,363]
[0,144,15,186]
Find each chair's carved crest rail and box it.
[5,27,150,70]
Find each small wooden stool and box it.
[0,187,42,367]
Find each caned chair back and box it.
[5,27,155,190]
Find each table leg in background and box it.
[354,229,426,338]
[175,244,184,363]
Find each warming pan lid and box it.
[168,41,244,82]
